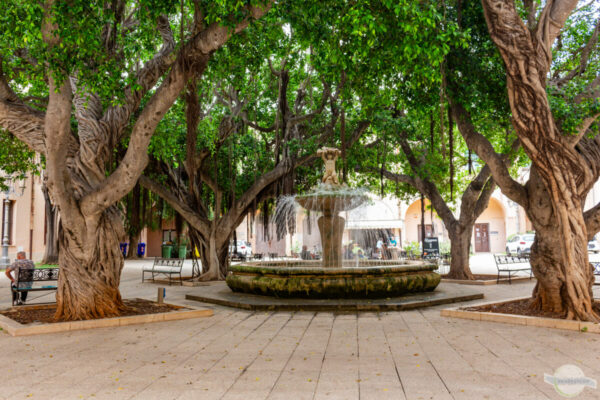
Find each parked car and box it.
[229,240,252,258]
[506,234,535,256]
[588,239,600,254]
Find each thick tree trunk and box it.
[446,227,474,280]
[526,168,597,320]
[127,233,140,259]
[41,183,59,264]
[475,1,598,321]
[194,227,228,281]
[54,207,126,321]
[126,183,141,259]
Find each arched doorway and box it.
[404,199,444,244]
[473,197,506,253]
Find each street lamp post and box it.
[0,177,27,268]
[0,195,10,268]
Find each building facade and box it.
[3,171,600,262]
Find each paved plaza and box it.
[1,258,600,399]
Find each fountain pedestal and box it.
[318,213,345,268]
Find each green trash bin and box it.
[178,245,187,259]
[161,244,173,258]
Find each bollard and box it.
[157,287,165,304]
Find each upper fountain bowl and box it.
[295,184,368,214]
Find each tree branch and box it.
[0,61,46,153]
[584,201,600,239]
[553,18,600,87]
[534,0,580,70]
[139,175,210,233]
[81,3,272,216]
[220,159,291,234]
[450,101,528,207]
[570,113,600,146]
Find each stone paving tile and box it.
[1,264,600,399]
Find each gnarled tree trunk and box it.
[191,226,228,281]
[525,167,596,318]
[446,227,474,280]
[479,0,599,321]
[55,207,126,320]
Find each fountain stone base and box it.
[226,260,441,299]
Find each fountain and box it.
[226,147,441,298]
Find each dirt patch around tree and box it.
[464,298,600,319]
[1,299,182,325]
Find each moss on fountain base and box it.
[226,261,441,299]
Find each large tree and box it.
[451,1,600,320]
[0,0,271,320]
[375,0,524,280]
[141,23,370,279]
[377,128,519,280]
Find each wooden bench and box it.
[230,252,247,262]
[592,262,600,285]
[494,254,532,284]
[142,258,184,286]
[12,267,59,306]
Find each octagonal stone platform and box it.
[186,281,484,312]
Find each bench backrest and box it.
[494,254,530,265]
[153,258,184,268]
[16,268,60,289]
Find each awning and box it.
[345,219,403,230]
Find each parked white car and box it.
[588,239,600,254]
[505,234,535,256]
[229,240,252,257]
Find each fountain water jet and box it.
[226,147,441,298]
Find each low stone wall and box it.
[226,262,441,298]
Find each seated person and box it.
[5,251,35,305]
[300,245,311,260]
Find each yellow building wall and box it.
[1,174,46,262]
[473,197,506,253]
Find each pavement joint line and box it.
[406,311,456,399]
[172,311,274,397]
[2,309,201,396]
[311,313,336,400]
[265,311,316,399]
[380,313,407,399]
[219,312,294,399]
[461,319,558,398]
[123,309,249,400]
[426,306,553,399]
[137,310,265,399]
[355,313,361,400]
[8,309,238,400]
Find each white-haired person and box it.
[5,251,35,305]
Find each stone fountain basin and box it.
[226,260,441,299]
[295,193,368,213]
